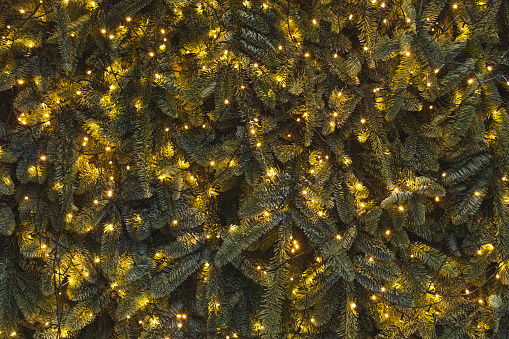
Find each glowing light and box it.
[278,45,282,50]
[427,82,431,87]
[149,52,154,57]
[20,9,25,13]
[101,29,106,34]
[68,213,72,219]
[94,258,100,263]
[474,191,480,196]
[435,196,440,202]
[487,66,492,71]
[304,52,310,57]
[351,303,356,308]
[398,206,404,211]
[224,99,229,104]
[126,17,131,22]
[107,190,113,197]
[363,46,369,51]
[468,79,474,84]
[442,172,446,177]
[453,4,458,8]
[385,230,390,235]
[312,19,317,25]
[406,18,411,23]
[256,142,261,147]
[210,161,215,166]
[405,51,410,56]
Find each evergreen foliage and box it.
[1,0,509,338]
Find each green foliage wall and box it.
[1,0,509,338]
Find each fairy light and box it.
[20,9,25,13]
[224,99,229,104]
[453,4,458,8]
[94,258,100,263]
[406,18,411,23]
[351,302,356,308]
[107,190,113,197]
[405,51,410,56]
[126,17,131,21]
[18,80,24,85]
[398,206,404,211]
[474,191,480,196]
[94,200,98,204]
[468,79,474,84]
[435,196,440,202]
[210,161,215,166]
[487,66,492,71]
[442,172,447,177]
[385,230,390,235]
[109,35,114,39]
[256,142,261,147]
[149,52,154,57]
